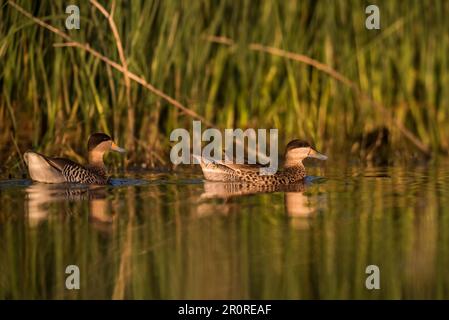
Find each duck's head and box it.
[284,139,327,167]
[88,133,126,164]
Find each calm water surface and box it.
[1,163,449,299]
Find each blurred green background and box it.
[1,0,448,171]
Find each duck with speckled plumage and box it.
[196,139,327,185]
[23,133,126,185]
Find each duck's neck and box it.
[280,158,306,182]
[282,156,306,181]
[283,155,305,169]
[88,151,108,178]
[88,151,105,169]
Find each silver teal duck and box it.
[24,133,126,185]
[196,139,327,185]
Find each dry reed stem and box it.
[8,0,212,127]
[206,35,431,155]
[90,0,135,158]
[8,1,272,163]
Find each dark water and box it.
[1,163,449,299]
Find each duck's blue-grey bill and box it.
[111,142,126,153]
[309,149,327,160]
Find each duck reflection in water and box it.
[198,180,321,228]
[24,183,114,228]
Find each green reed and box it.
[1,0,449,170]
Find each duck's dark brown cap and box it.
[285,139,312,151]
[88,133,112,151]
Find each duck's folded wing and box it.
[194,154,267,170]
[215,161,266,172]
[46,157,81,172]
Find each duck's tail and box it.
[23,151,66,183]
[192,154,214,168]
[191,154,233,181]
